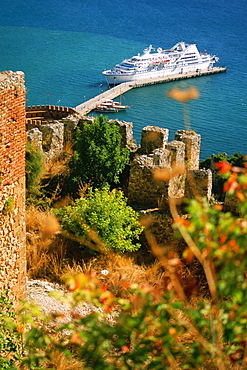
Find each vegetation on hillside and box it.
[8,88,245,369]
[1,158,246,369]
[54,185,144,254]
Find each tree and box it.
[54,186,144,254]
[228,152,246,167]
[69,115,130,191]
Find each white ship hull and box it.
[104,62,212,85]
[102,41,219,85]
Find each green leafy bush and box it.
[54,186,144,253]
[25,142,44,205]
[26,143,44,191]
[69,115,130,191]
[0,291,20,369]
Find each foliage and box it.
[69,115,130,191]
[12,162,247,369]
[26,142,44,191]
[200,152,246,200]
[26,142,45,206]
[0,291,20,369]
[2,197,15,214]
[199,152,228,171]
[228,152,246,167]
[54,186,144,254]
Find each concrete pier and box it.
[75,66,227,115]
[75,82,133,115]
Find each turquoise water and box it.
[0,0,246,159]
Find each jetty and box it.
[75,66,227,116]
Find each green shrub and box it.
[25,143,44,205]
[69,115,130,191]
[54,186,144,254]
[0,291,20,369]
[200,152,246,200]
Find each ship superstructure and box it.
[102,41,219,85]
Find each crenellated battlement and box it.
[128,125,212,210]
[26,117,213,211]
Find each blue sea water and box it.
[0,0,246,159]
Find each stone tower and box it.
[0,71,26,301]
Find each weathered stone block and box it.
[141,126,169,154]
[128,155,169,209]
[175,130,201,170]
[26,127,43,151]
[185,169,212,201]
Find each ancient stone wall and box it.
[185,169,212,201]
[28,119,212,209]
[175,130,201,170]
[0,71,26,302]
[128,126,212,209]
[26,116,136,160]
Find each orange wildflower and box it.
[183,247,194,264]
[228,239,240,253]
[215,161,232,174]
[122,281,131,288]
[122,345,130,353]
[153,163,185,181]
[219,234,228,244]
[17,324,25,333]
[224,172,239,192]
[141,284,152,293]
[214,204,223,211]
[169,327,177,336]
[70,332,80,343]
[236,191,245,202]
[67,273,90,292]
[168,86,200,103]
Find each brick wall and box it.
[0,71,26,302]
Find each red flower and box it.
[215,161,232,174]
[219,234,227,244]
[122,345,130,353]
[224,172,239,192]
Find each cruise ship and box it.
[102,41,219,85]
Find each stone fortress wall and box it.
[128,126,212,209]
[0,71,26,301]
[27,115,213,211]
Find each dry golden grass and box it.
[26,205,66,280]
[20,351,86,370]
[45,351,85,370]
[42,142,73,180]
[26,205,202,298]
